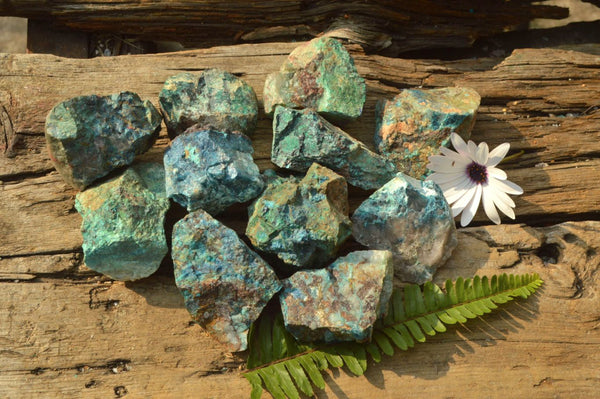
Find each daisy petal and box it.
[451,184,478,217]
[428,172,466,185]
[487,167,507,180]
[427,155,464,172]
[475,142,489,165]
[487,183,516,218]
[439,146,471,167]
[491,177,523,195]
[450,133,471,159]
[438,147,461,159]
[444,179,474,204]
[487,142,510,167]
[467,140,478,158]
[482,187,501,224]
[488,180,516,207]
[493,195,516,219]
[460,184,482,227]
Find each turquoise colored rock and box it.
[272,106,398,190]
[159,69,258,138]
[164,129,264,214]
[246,163,351,270]
[172,209,282,352]
[352,173,457,284]
[45,91,161,190]
[263,37,366,122]
[74,163,170,281]
[375,87,480,179]
[280,250,394,343]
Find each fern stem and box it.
[242,347,320,375]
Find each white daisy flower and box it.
[426,133,523,227]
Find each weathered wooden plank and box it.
[1,44,599,245]
[1,221,598,398]
[0,1,568,54]
[0,173,81,257]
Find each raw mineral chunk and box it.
[272,106,398,190]
[352,173,457,284]
[263,37,366,121]
[280,250,394,343]
[164,129,264,214]
[159,69,258,138]
[246,163,352,270]
[74,163,170,281]
[172,209,282,352]
[375,87,480,179]
[45,92,161,190]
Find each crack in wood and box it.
[570,267,585,299]
[88,285,120,311]
[26,359,133,376]
[0,104,17,158]
[0,249,81,259]
[0,169,56,183]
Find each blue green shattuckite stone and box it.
[172,209,282,352]
[159,69,259,138]
[263,37,366,121]
[45,92,161,190]
[352,173,457,284]
[246,163,352,271]
[164,129,264,214]
[74,163,170,281]
[280,250,394,343]
[375,87,480,179]
[272,106,398,190]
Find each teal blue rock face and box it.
[272,106,398,190]
[159,69,258,138]
[280,250,393,343]
[45,92,161,190]
[375,87,480,179]
[352,173,457,284]
[246,163,352,270]
[74,163,170,281]
[263,37,366,122]
[164,129,264,214]
[172,209,282,352]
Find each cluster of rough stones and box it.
[45,36,480,352]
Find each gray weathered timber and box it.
[0,1,567,54]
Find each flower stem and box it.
[499,150,524,164]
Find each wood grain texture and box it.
[1,41,600,398]
[0,1,568,54]
[1,43,599,228]
[1,221,599,398]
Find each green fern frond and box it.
[243,273,543,399]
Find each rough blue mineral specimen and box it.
[164,129,264,214]
[263,37,366,121]
[159,69,259,138]
[45,92,161,190]
[272,106,398,190]
[280,250,394,343]
[246,163,352,270]
[172,209,282,352]
[375,87,480,179]
[74,163,170,281]
[352,173,457,284]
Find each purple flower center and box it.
[466,162,488,184]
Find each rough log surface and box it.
[1,43,599,228]
[0,1,568,53]
[1,42,599,398]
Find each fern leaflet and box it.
[243,273,543,398]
